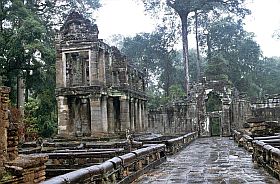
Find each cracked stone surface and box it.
[135,137,279,184]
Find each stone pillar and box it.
[90,96,103,136]
[56,49,65,87]
[107,98,115,133]
[120,96,130,132]
[81,98,91,136]
[0,87,10,173]
[90,49,98,83]
[98,49,106,84]
[57,96,70,137]
[135,99,140,132]
[130,98,135,132]
[222,97,231,136]
[101,96,108,133]
[142,101,148,131]
[138,100,142,132]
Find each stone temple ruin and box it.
[55,12,246,139]
[55,12,148,137]
[1,11,280,184]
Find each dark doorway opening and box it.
[210,117,221,136]
[113,97,120,132]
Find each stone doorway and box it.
[210,117,221,136]
[68,97,91,137]
[113,97,121,132]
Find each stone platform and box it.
[136,137,278,184]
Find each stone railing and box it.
[232,130,253,152]
[233,129,280,180]
[165,132,198,154]
[138,132,198,155]
[42,144,166,184]
[252,140,280,179]
[46,149,125,177]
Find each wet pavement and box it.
[136,137,279,184]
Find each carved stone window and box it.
[65,51,90,87]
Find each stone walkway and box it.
[136,137,279,184]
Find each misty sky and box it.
[95,0,280,57]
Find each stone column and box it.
[139,100,142,132]
[98,49,106,85]
[142,101,148,131]
[107,97,115,134]
[0,87,10,173]
[101,96,108,133]
[57,96,70,137]
[56,49,65,87]
[90,96,103,136]
[130,98,135,132]
[120,96,130,132]
[134,99,140,132]
[81,98,91,136]
[222,97,231,136]
[90,49,98,83]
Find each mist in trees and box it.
[138,0,280,99]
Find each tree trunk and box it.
[195,11,201,82]
[206,33,211,59]
[17,75,25,116]
[179,12,190,94]
[25,70,30,103]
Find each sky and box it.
[95,0,280,57]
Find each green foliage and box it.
[168,84,186,101]
[254,57,280,96]
[205,54,229,81]
[121,27,182,96]
[24,98,40,138]
[205,17,262,96]
[24,96,57,138]
[206,92,222,112]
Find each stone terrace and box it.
[136,137,278,184]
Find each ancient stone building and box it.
[55,12,148,138]
[147,79,251,137]
[251,94,280,123]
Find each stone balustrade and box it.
[165,132,198,154]
[232,130,253,152]
[46,149,125,177]
[252,140,280,179]
[137,132,198,155]
[233,129,280,180]
[42,144,166,184]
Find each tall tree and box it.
[204,17,262,96]
[141,0,250,94]
[121,27,182,96]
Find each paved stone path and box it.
[136,137,279,184]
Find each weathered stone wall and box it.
[0,87,48,183]
[0,87,10,174]
[251,94,280,123]
[147,98,197,135]
[147,80,254,137]
[230,96,252,131]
